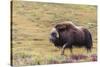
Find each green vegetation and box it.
[12,1,97,66]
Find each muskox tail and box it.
[83,28,93,52]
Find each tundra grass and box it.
[11,1,97,66]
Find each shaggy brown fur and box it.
[50,21,93,55]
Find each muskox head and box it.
[50,21,73,41]
[50,21,92,55]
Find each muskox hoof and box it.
[61,54,64,55]
[61,53,64,55]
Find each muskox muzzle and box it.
[50,28,59,43]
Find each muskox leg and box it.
[69,46,73,53]
[68,46,73,56]
[61,43,68,55]
[87,48,92,53]
[86,48,92,56]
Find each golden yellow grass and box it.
[11,1,97,66]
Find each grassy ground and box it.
[11,1,97,66]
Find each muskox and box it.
[50,21,92,55]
